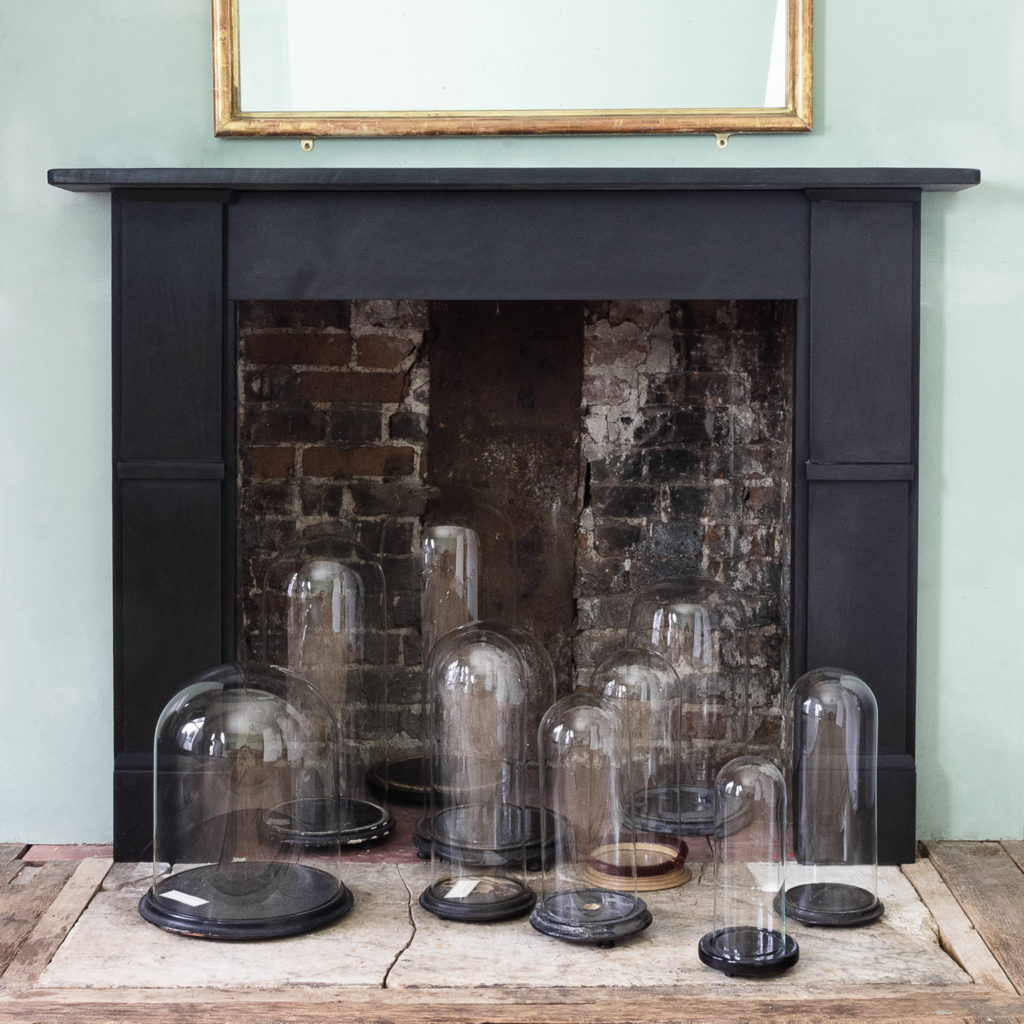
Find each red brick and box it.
[354,334,416,370]
[298,370,406,404]
[245,331,352,366]
[246,446,295,480]
[303,445,415,478]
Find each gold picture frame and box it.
[213,0,812,140]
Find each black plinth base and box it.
[261,796,394,848]
[138,862,353,940]
[698,927,799,977]
[418,874,536,922]
[784,882,885,927]
[629,785,750,838]
[530,889,652,947]
[413,804,559,871]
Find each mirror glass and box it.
[216,0,812,136]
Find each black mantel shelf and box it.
[48,166,980,193]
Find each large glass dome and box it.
[139,662,353,940]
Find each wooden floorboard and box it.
[2,986,1024,1024]
[0,860,77,976]
[903,858,1016,992]
[0,843,30,887]
[927,840,1024,996]
[1002,840,1024,874]
[2,857,111,989]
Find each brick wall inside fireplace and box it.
[236,297,793,759]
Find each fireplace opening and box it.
[236,297,794,767]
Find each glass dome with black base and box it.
[262,527,393,848]
[138,662,353,940]
[627,577,750,838]
[698,756,798,977]
[417,623,536,922]
[786,667,884,927]
[531,692,653,947]
[412,620,557,872]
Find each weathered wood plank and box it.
[2,858,111,990]
[0,861,77,977]
[0,845,30,887]
[1,986,1022,1023]
[903,858,1016,991]
[1001,840,1024,874]
[928,841,1024,995]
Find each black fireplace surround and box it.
[50,167,978,863]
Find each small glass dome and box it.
[786,667,884,927]
[417,623,536,922]
[584,649,691,890]
[420,487,518,659]
[627,577,751,836]
[139,662,353,940]
[698,756,798,976]
[531,692,653,947]
[262,527,393,845]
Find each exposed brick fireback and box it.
[236,298,793,761]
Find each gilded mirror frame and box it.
[213,0,812,139]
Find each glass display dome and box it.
[417,623,536,922]
[627,577,751,836]
[531,692,653,946]
[584,649,691,890]
[786,667,884,927]
[698,756,798,976]
[375,486,519,805]
[139,662,353,940]
[262,527,393,845]
[412,621,556,871]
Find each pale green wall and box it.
[1,1,1021,844]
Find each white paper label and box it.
[162,889,210,908]
[445,878,480,899]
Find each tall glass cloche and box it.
[786,667,884,927]
[262,526,393,846]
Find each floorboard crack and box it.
[382,865,416,989]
